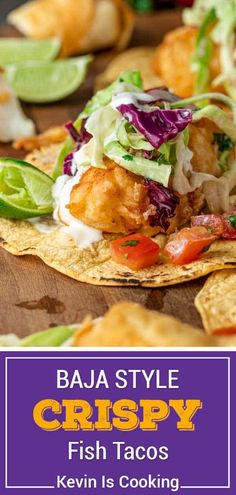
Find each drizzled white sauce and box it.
[28,216,58,234]
[111,90,154,110]
[52,168,103,249]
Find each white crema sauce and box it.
[52,167,103,249]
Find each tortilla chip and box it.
[95,47,162,91]
[1,149,236,287]
[195,269,236,335]
[13,126,67,152]
[72,301,215,346]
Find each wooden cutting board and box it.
[0,10,205,337]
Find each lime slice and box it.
[19,325,76,347]
[4,56,93,103]
[0,158,54,219]
[0,38,60,65]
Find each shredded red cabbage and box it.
[63,120,91,176]
[63,152,75,176]
[117,103,192,149]
[65,121,81,142]
[146,179,179,231]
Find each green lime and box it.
[4,56,93,103]
[19,325,76,347]
[0,38,60,65]
[0,158,54,219]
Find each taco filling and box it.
[50,71,236,267]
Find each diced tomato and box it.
[163,227,216,265]
[110,234,160,271]
[214,326,236,336]
[191,211,236,239]
[191,214,224,236]
[222,211,236,239]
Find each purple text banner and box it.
[0,350,235,494]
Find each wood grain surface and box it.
[0,11,205,337]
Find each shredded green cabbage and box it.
[82,71,143,118]
[191,7,216,95]
[117,120,154,151]
[193,105,236,142]
[52,71,143,178]
[105,141,172,186]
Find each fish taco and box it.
[0,71,236,286]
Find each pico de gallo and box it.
[110,213,236,270]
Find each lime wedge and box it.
[4,56,93,103]
[0,38,60,65]
[19,325,76,347]
[0,158,54,219]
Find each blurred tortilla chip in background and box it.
[7,0,135,57]
[195,269,236,336]
[95,47,162,90]
[72,301,216,347]
[13,126,66,151]
[72,301,236,348]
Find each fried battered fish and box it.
[68,116,218,236]
[8,0,134,57]
[188,119,221,177]
[69,159,205,235]
[69,159,152,234]
[152,26,224,98]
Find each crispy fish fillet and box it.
[152,26,224,98]
[68,119,219,234]
[8,0,134,57]
[188,119,221,177]
[69,159,152,234]
[69,158,205,235]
